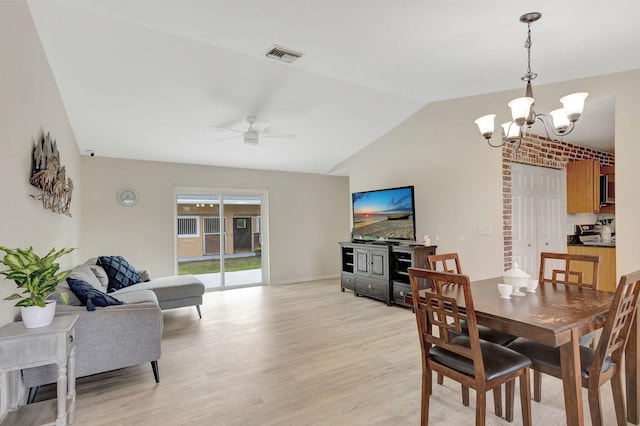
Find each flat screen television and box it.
[352,185,416,242]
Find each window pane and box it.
[204,217,220,234]
[178,216,199,237]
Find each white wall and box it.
[339,69,640,283]
[340,96,505,279]
[609,70,640,281]
[0,2,82,326]
[80,157,350,284]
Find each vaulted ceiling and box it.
[28,1,637,174]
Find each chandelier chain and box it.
[526,22,532,75]
[522,21,537,82]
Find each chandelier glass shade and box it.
[476,12,588,149]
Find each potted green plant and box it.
[0,246,73,328]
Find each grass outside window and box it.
[178,256,261,275]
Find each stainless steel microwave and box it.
[600,174,615,205]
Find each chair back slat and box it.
[408,267,485,381]
[424,293,462,333]
[539,252,600,289]
[551,269,583,284]
[427,253,462,291]
[591,270,640,380]
[422,293,470,358]
[427,253,462,274]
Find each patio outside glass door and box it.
[176,189,267,290]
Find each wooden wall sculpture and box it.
[30,132,74,217]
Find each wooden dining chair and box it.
[426,253,517,412]
[538,252,600,290]
[428,253,517,346]
[408,267,532,426]
[426,253,463,276]
[533,252,601,398]
[508,270,640,426]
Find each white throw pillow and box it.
[83,258,110,289]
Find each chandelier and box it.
[475,12,588,149]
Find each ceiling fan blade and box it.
[253,120,271,131]
[214,134,242,142]
[261,132,296,139]
[208,125,244,133]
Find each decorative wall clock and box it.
[117,187,139,207]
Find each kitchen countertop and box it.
[567,242,616,248]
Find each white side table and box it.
[0,315,78,426]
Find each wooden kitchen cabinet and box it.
[567,159,600,213]
[567,245,616,292]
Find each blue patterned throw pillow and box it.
[98,255,143,292]
[67,278,125,311]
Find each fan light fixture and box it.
[475,12,588,150]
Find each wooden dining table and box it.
[407,276,639,426]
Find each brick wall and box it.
[501,133,615,270]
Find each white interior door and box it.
[511,164,566,277]
[511,166,537,275]
[537,172,566,254]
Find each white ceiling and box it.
[27,1,637,175]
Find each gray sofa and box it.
[81,257,206,318]
[21,260,205,401]
[110,273,206,318]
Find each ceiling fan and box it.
[210,116,296,145]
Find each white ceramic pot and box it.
[503,263,530,296]
[21,300,56,328]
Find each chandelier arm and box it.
[513,137,522,150]
[533,114,576,142]
[486,132,523,149]
[486,138,507,148]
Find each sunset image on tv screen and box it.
[352,186,415,240]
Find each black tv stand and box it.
[351,239,401,246]
[339,241,436,307]
[370,240,396,246]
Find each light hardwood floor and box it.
[36,279,624,425]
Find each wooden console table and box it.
[0,315,78,425]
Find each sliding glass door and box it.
[176,188,267,290]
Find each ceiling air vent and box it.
[265,45,303,63]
